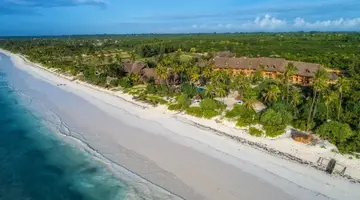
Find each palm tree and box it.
[284,62,297,104]
[262,84,281,103]
[216,85,227,102]
[205,84,216,98]
[190,73,200,85]
[212,70,230,85]
[307,69,329,130]
[155,65,169,86]
[230,74,250,98]
[202,65,213,84]
[243,97,256,111]
[289,86,303,117]
[322,90,338,120]
[129,51,136,62]
[130,73,140,84]
[176,63,186,84]
[336,77,351,120]
[189,66,201,85]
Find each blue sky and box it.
[0,0,359,36]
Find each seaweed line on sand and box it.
[172,115,360,184]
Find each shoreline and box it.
[1,48,360,200]
[4,49,358,181]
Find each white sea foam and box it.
[9,82,183,200]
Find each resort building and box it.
[123,61,158,83]
[213,56,338,85]
[124,61,149,74]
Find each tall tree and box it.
[205,84,216,98]
[336,77,351,120]
[129,73,140,84]
[289,86,303,117]
[243,97,256,111]
[262,84,281,103]
[130,51,136,62]
[216,85,227,102]
[201,65,213,85]
[176,63,186,83]
[307,69,329,130]
[283,62,297,104]
[230,74,250,98]
[322,90,338,120]
[189,66,201,85]
[155,65,169,86]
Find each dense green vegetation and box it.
[2,32,360,70]
[249,127,264,137]
[1,33,359,154]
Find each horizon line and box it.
[1,31,360,38]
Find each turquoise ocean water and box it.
[0,56,129,199]
[0,53,181,200]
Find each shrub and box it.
[316,121,354,147]
[186,107,203,117]
[177,94,191,110]
[260,108,293,130]
[249,127,264,137]
[168,104,182,111]
[181,82,197,98]
[119,77,132,88]
[200,98,219,111]
[243,88,259,100]
[217,101,227,111]
[225,108,239,118]
[260,109,283,126]
[203,110,219,119]
[109,79,119,87]
[146,83,157,94]
[70,67,78,76]
[236,119,250,127]
[292,120,307,131]
[226,105,255,118]
[155,84,171,96]
[263,125,286,137]
[272,102,292,113]
[147,96,167,105]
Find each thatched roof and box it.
[214,57,287,70]
[289,61,321,77]
[141,68,156,79]
[213,57,323,77]
[124,62,148,73]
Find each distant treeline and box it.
[1,32,360,71]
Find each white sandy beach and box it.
[1,48,360,200]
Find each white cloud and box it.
[294,17,360,30]
[189,14,360,32]
[254,14,287,28]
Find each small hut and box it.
[291,130,313,144]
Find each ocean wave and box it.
[2,76,183,200]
